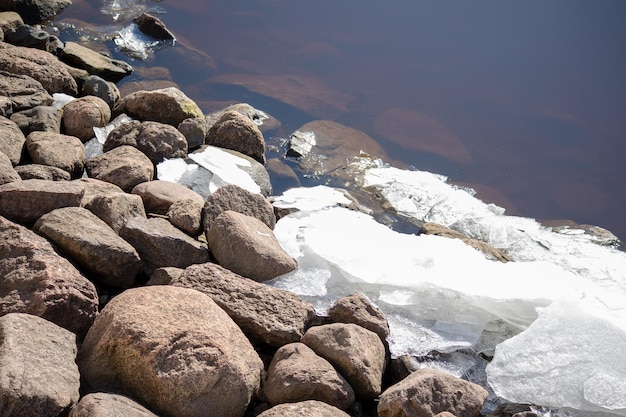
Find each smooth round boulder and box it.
[62,96,111,142]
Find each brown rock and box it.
[206,109,266,164]
[377,368,488,417]
[0,70,52,115]
[0,216,98,337]
[0,313,80,417]
[167,198,203,236]
[15,164,71,181]
[85,145,154,192]
[131,179,204,215]
[0,11,23,33]
[301,323,386,400]
[146,266,183,285]
[328,293,390,343]
[69,392,159,417]
[206,103,281,135]
[0,116,25,165]
[206,210,297,282]
[114,87,203,126]
[62,96,111,142]
[175,262,316,347]
[76,285,263,417]
[134,12,175,40]
[26,131,85,179]
[203,183,275,231]
[34,207,143,288]
[264,342,355,409]
[0,179,85,225]
[257,400,351,417]
[84,191,146,234]
[0,151,20,185]
[0,0,71,25]
[266,158,300,190]
[178,116,208,149]
[10,105,62,135]
[120,216,209,274]
[0,41,78,95]
[60,42,132,83]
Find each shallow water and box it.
[52,0,626,243]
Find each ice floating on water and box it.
[114,23,173,60]
[272,185,353,211]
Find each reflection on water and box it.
[52,0,626,242]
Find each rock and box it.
[10,105,62,135]
[264,342,355,409]
[131,179,204,215]
[0,178,84,225]
[203,183,276,231]
[82,74,120,110]
[3,23,49,49]
[207,210,297,281]
[104,120,188,164]
[26,131,85,178]
[134,12,175,40]
[0,0,71,25]
[33,207,143,288]
[301,323,386,400]
[0,313,80,416]
[69,392,159,417]
[16,163,70,181]
[420,222,512,262]
[0,42,78,95]
[257,400,351,417]
[0,116,25,165]
[178,116,208,149]
[206,109,266,164]
[328,293,390,344]
[174,262,316,347]
[62,96,111,142]
[60,42,133,83]
[85,145,154,192]
[76,285,263,417]
[114,87,203,126]
[0,11,23,33]
[120,216,209,274]
[377,368,488,417]
[266,157,301,190]
[0,70,52,115]
[0,216,98,336]
[146,266,183,285]
[84,191,146,234]
[206,102,281,135]
[166,198,203,236]
[75,177,125,206]
[0,151,19,184]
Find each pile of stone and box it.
[0,3,499,417]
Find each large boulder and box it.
[264,342,355,409]
[62,96,111,142]
[203,183,275,231]
[257,400,351,417]
[0,151,19,184]
[301,323,386,400]
[206,109,266,164]
[25,131,85,179]
[0,70,52,116]
[0,313,80,417]
[33,207,143,288]
[174,262,316,347]
[0,116,26,165]
[131,179,204,215]
[84,191,146,234]
[206,210,297,281]
[76,285,264,417]
[69,392,159,417]
[85,145,154,192]
[114,87,203,126]
[60,42,132,83]
[377,368,488,417]
[328,293,390,344]
[10,105,63,135]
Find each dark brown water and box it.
[55,0,626,242]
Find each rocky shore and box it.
[0,2,577,417]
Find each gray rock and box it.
[0,313,80,417]
[77,285,263,417]
[207,210,297,282]
[0,178,85,225]
[10,105,62,135]
[104,120,188,164]
[203,183,275,231]
[120,216,209,275]
[257,400,351,417]
[328,293,390,344]
[178,116,208,149]
[131,179,204,215]
[175,262,316,347]
[0,216,98,337]
[264,343,355,409]
[70,392,159,417]
[0,41,78,95]
[84,191,146,234]
[82,74,120,110]
[85,145,154,192]
[0,116,25,165]
[16,163,70,181]
[0,0,71,25]
[26,131,85,178]
[0,70,52,115]
[4,23,49,49]
[62,96,111,142]
[114,87,203,126]
[167,198,203,236]
[60,42,133,83]
[0,151,19,184]
[301,323,386,400]
[206,109,266,164]
[34,207,143,288]
[377,368,489,417]
[134,12,175,40]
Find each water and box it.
[50,0,626,243]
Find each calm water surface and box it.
[59,1,626,242]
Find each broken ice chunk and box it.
[272,185,353,211]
